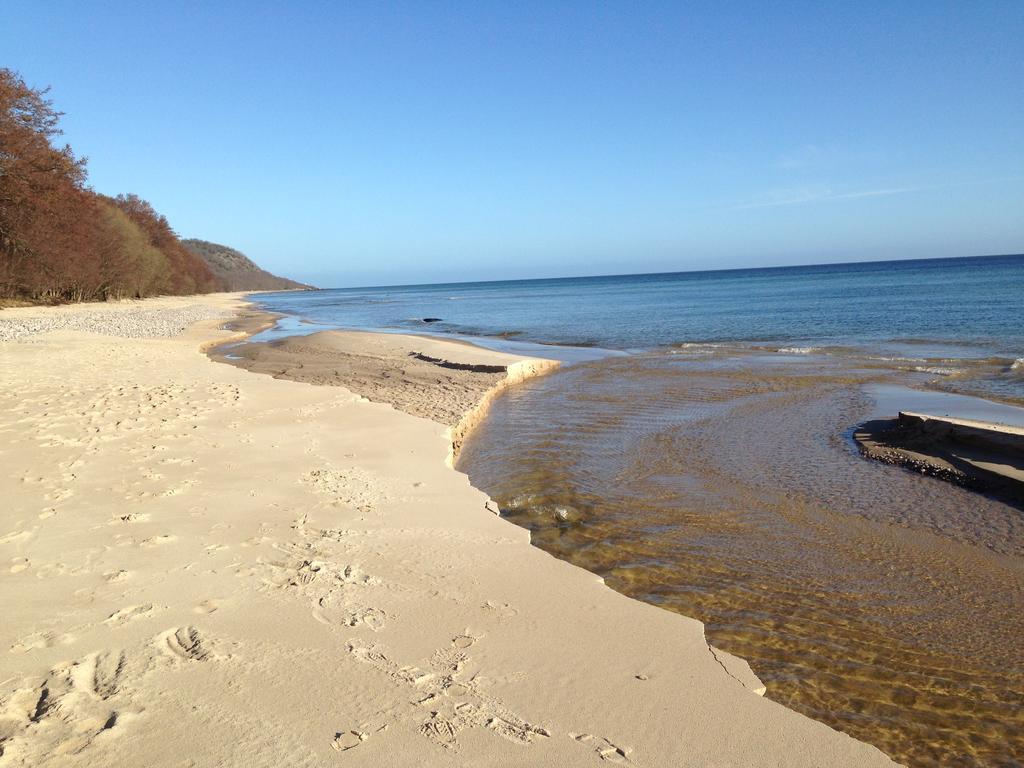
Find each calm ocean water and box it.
[258,253,1024,357]
[254,254,1024,766]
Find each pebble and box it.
[0,305,227,342]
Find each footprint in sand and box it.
[319,528,358,542]
[345,635,549,753]
[156,625,217,662]
[9,631,75,654]
[331,730,367,752]
[104,604,156,626]
[1,623,227,763]
[35,561,72,578]
[2,650,132,759]
[0,529,33,545]
[481,601,518,622]
[160,481,194,497]
[43,487,74,502]
[193,599,220,614]
[342,607,388,631]
[140,534,176,547]
[570,733,634,764]
[451,632,481,650]
[112,512,150,524]
[10,557,30,574]
[302,467,388,510]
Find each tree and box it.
[0,68,225,303]
[0,68,90,299]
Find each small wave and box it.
[671,342,726,355]
[866,355,928,363]
[911,366,964,376]
[1011,358,1024,372]
[777,346,819,355]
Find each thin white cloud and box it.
[733,184,927,210]
[731,176,1020,211]
[829,186,926,200]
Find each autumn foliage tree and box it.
[0,68,223,302]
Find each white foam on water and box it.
[777,346,820,354]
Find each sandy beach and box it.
[0,294,896,767]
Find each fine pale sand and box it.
[0,294,896,767]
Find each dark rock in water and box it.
[422,317,443,323]
[499,499,586,531]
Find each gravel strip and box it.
[0,305,228,342]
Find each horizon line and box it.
[293,251,1024,293]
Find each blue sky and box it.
[3,2,1022,287]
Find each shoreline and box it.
[223,304,1024,507]
[208,315,561,437]
[210,309,561,466]
[211,299,1024,764]
[208,304,777,694]
[0,293,896,766]
[445,355,561,467]
[209,308,563,466]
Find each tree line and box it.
[0,68,224,303]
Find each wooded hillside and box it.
[0,68,304,304]
[182,239,310,291]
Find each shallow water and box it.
[458,352,1024,767]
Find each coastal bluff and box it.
[182,239,313,292]
[0,294,896,766]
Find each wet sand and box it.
[0,296,896,766]
[211,317,511,428]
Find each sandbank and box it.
[856,411,1024,507]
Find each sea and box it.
[253,254,1024,767]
